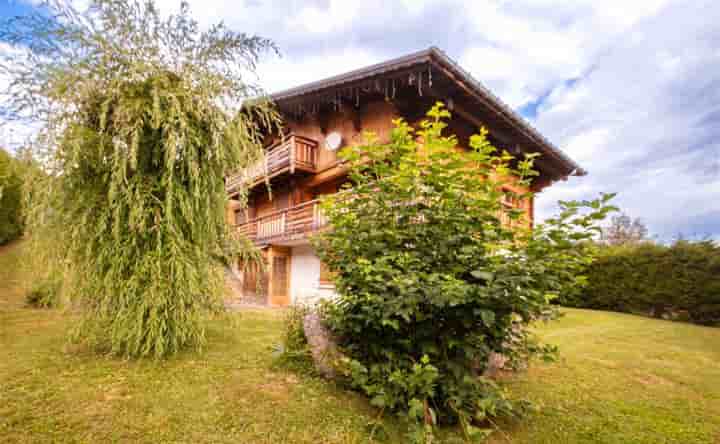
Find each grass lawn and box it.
[1,240,719,443]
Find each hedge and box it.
[565,241,720,326]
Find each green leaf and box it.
[466,425,493,441]
[381,319,400,330]
[471,270,494,281]
[408,398,425,420]
[370,396,386,408]
[480,310,495,327]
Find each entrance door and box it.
[242,261,268,302]
[269,249,291,306]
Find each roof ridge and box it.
[270,47,586,177]
[271,47,435,101]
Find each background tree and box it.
[601,212,649,245]
[1,0,277,357]
[0,148,24,244]
[315,104,616,440]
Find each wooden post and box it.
[266,247,274,305]
[313,140,318,167]
[289,136,296,174]
[313,202,319,229]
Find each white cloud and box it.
[459,0,671,109]
[534,0,720,239]
[2,0,719,238]
[286,1,362,35]
[0,41,38,151]
[563,128,611,165]
[256,47,381,94]
[461,46,536,108]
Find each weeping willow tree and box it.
[0,0,278,357]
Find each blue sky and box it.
[0,0,33,17]
[1,0,719,240]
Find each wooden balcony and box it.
[237,199,328,245]
[235,192,529,246]
[226,135,318,193]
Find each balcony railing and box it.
[226,135,318,192]
[237,199,327,244]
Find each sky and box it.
[1,0,719,241]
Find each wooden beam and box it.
[420,85,568,182]
[316,109,330,135]
[301,163,348,188]
[351,105,364,132]
[391,93,435,124]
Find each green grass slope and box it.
[1,241,718,443]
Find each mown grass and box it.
[489,310,720,444]
[1,240,718,443]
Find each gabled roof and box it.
[271,47,586,182]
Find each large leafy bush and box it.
[566,240,720,325]
[315,104,615,438]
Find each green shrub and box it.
[274,305,314,372]
[567,240,720,325]
[25,278,61,308]
[281,304,310,353]
[315,103,615,439]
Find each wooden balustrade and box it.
[237,199,327,244]
[236,192,528,246]
[226,135,318,192]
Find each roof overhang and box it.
[270,47,586,185]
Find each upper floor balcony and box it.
[236,199,328,246]
[235,191,530,247]
[226,135,319,193]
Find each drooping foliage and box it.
[314,104,616,439]
[1,0,277,357]
[0,148,25,245]
[563,240,720,325]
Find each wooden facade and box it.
[227,48,584,306]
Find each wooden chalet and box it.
[226,47,585,306]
